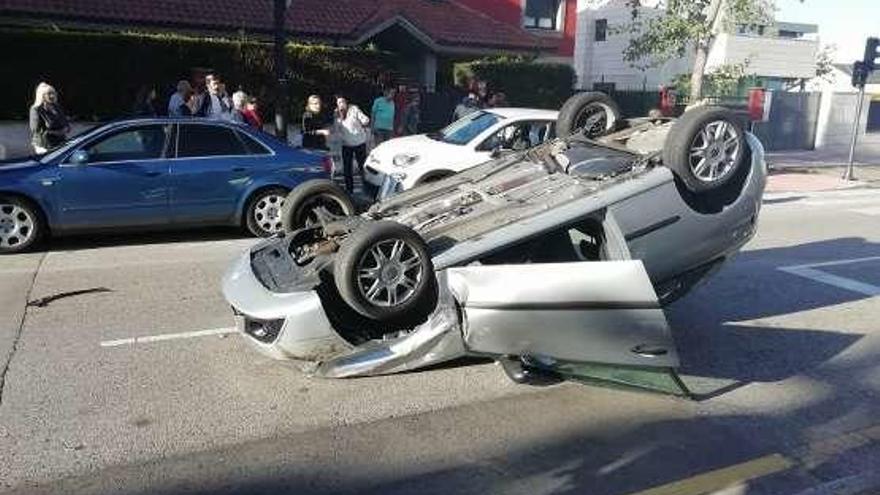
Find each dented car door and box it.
[447,260,678,369]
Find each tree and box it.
[617,0,777,101]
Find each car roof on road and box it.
[484,108,559,120]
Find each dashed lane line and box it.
[100,327,237,348]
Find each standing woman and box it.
[301,95,330,150]
[333,95,370,195]
[29,82,69,154]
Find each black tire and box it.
[334,221,436,323]
[0,195,45,254]
[245,187,289,237]
[662,106,747,194]
[281,179,356,233]
[556,92,621,139]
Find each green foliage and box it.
[670,62,758,97]
[454,56,576,109]
[0,29,400,120]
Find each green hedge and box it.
[0,29,401,121]
[454,56,576,109]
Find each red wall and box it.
[456,0,577,57]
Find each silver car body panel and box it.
[448,261,677,368]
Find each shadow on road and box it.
[39,227,249,252]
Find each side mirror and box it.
[69,150,89,165]
[490,145,503,159]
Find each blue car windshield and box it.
[40,122,105,163]
[428,111,502,146]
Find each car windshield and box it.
[39,122,105,163]
[428,111,502,146]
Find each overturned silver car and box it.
[222,93,767,386]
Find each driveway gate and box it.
[751,91,821,151]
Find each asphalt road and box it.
[1,187,879,495]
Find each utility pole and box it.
[844,37,879,181]
[273,0,290,140]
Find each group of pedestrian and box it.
[300,86,422,195]
[164,73,263,129]
[452,79,507,122]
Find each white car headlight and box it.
[392,153,420,168]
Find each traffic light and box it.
[852,61,868,88]
[864,37,879,71]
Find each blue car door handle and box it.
[145,171,163,177]
[232,167,246,172]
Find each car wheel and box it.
[334,221,436,323]
[0,196,44,254]
[245,187,288,237]
[662,106,746,194]
[281,179,356,233]
[556,92,621,139]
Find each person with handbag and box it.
[29,82,69,154]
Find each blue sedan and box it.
[0,118,331,253]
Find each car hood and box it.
[370,134,467,169]
[0,158,42,172]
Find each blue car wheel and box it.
[0,196,44,254]
[245,187,289,238]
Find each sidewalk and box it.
[765,135,880,193]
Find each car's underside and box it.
[224,96,766,387]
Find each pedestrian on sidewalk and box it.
[230,91,248,124]
[132,85,160,117]
[168,80,193,117]
[301,95,331,150]
[29,82,69,154]
[242,96,263,130]
[195,73,231,120]
[402,91,421,136]
[371,87,396,145]
[334,95,370,194]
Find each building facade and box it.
[571,0,820,92]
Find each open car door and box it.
[447,260,678,369]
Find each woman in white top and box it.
[333,95,370,194]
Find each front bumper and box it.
[222,252,353,366]
[223,252,467,377]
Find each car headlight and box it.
[392,153,420,168]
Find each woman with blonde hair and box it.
[29,82,69,153]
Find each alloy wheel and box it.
[253,194,285,234]
[0,203,35,250]
[356,238,424,307]
[688,120,742,183]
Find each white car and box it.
[364,108,557,198]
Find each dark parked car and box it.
[0,118,331,253]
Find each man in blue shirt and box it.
[371,87,396,145]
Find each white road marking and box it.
[849,206,880,216]
[100,327,238,348]
[781,255,880,270]
[778,257,880,297]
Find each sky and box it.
[776,0,878,63]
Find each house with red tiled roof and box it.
[0,0,578,91]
